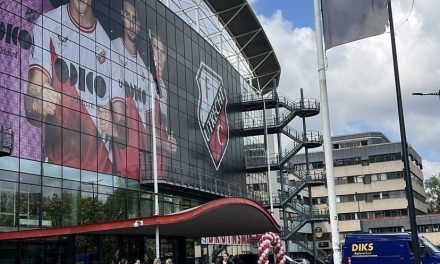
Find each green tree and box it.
[425,174,440,213]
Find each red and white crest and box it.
[196,62,229,170]
[96,46,106,64]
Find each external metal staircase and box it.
[258,168,328,242]
[289,233,328,264]
[244,130,323,172]
[230,97,320,137]
[259,170,326,209]
[230,91,320,119]
[283,208,329,240]
[280,170,326,205]
[240,89,330,260]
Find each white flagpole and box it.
[262,92,274,215]
[313,1,341,263]
[148,29,160,260]
[151,81,160,260]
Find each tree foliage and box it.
[425,174,440,213]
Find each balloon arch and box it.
[257,232,286,264]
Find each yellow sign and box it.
[352,243,374,255]
[314,227,323,239]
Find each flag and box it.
[147,29,162,97]
[322,0,389,50]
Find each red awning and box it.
[0,197,279,240]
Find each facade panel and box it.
[0,0,246,231]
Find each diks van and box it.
[343,233,440,264]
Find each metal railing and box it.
[281,139,302,159]
[289,233,328,263]
[283,200,310,214]
[230,99,320,132]
[140,162,247,198]
[243,131,322,169]
[281,125,303,142]
[280,171,326,205]
[244,152,279,168]
[230,90,277,104]
[283,208,330,239]
[292,98,320,112]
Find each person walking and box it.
[222,253,233,264]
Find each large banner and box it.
[0,0,245,184]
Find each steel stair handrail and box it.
[284,200,310,214]
[230,97,320,133]
[290,233,327,264]
[283,208,330,240]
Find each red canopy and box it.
[0,197,279,240]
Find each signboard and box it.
[201,235,251,245]
[314,226,323,238]
[352,242,374,256]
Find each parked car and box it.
[324,254,333,264]
[294,258,310,264]
[285,256,310,264]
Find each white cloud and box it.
[423,160,440,179]
[256,2,440,175]
[247,0,258,6]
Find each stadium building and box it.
[0,0,326,263]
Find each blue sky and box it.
[251,1,315,28]
[247,1,440,177]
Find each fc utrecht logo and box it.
[96,47,106,64]
[57,34,68,45]
[196,62,229,170]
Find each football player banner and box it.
[0,0,163,179]
[0,0,239,182]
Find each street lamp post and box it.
[412,90,440,99]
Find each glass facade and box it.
[0,0,248,234]
[0,236,194,263]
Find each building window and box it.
[338,213,356,221]
[334,157,361,167]
[370,226,403,233]
[364,175,371,184]
[369,153,402,163]
[418,225,430,233]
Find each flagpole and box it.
[262,91,274,215]
[313,1,341,264]
[148,28,160,260]
[387,1,420,263]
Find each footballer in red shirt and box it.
[111,0,176,180]
[25,0,123,174]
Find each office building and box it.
[290,131,427,252]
